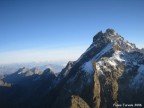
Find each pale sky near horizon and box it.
[0,0,144,64]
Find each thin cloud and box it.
[0,46,87,64]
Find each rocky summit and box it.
[52,29,144,108]
[0,29,144,108]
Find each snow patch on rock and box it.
[93,43,112,61]
[81,61,93,73]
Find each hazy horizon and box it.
[0,46,87,64]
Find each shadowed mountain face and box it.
[0,29,144,108]
[0,67,56,108]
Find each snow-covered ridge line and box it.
[92,43,112,61]
[81,43,112,74]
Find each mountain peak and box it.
[30,67,43,75]
[93,28,117,42]
[53,29,144,108]
[92,28,137,53]
[93,31,103,42]
[18,67,30,73]
[44,68,52,72]
[43,68,55,75]
[105,28,116,35]
[1,29,144,108]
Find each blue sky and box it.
[0,0,144,64]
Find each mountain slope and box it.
[0,67,56,108]
[0,29,144,108]
[52,29,144,108]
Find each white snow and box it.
[106,51,125,67]
[96,62,104,74]
[127,42,135,49]
[18,70,28,74]
[81,43,112,74]
[95,51,125,76]
[81,46,126,75]
[112,51,125,62]
[107,33,136,52]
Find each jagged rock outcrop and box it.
[0,29,144,108]
[51,29,144,108]
[70,95,90,108]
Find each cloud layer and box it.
[0,46,86,64]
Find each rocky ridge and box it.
[0,29,144,108]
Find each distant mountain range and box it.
[0,62,64,75]
[0,29,144,108]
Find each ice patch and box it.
[81,61,93,73]
[93,43,112,60]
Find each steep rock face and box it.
[70,95,90,108]
[0,29,144,108]
[40,61,75,108]
[52,29,144,108]
[92,61,101,108]
[56,61,75,82]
